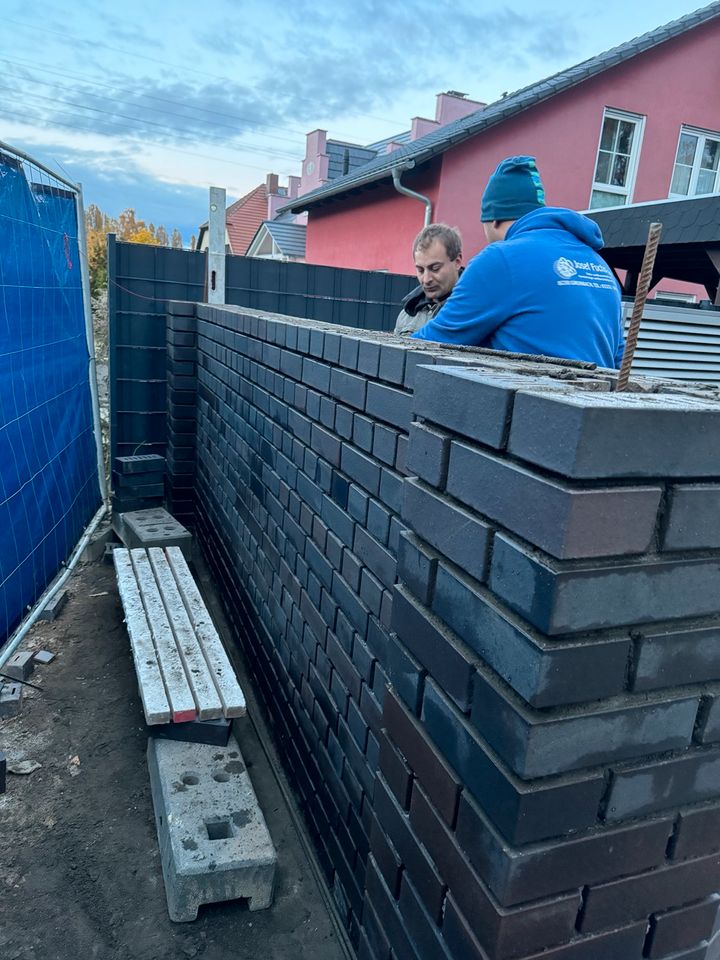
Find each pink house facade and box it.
[284,4,720,290]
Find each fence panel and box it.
[108,241,416,463]
[0,146,102,647]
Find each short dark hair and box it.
[413,223,462,261]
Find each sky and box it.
[0,0,709,246]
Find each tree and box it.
[171,228,183,249]
[84,205,181,296]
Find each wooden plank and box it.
[129,549,196,724]
[166,546,247,717]
[147,548,222,720]
[113,550,171,725]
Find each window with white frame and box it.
[670,127,720,198]
[589,109,644,209]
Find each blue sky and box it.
[0,0,707,245]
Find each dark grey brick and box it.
[384,688,459,826]
[432,561,629,707]
[335,405,354,440]
[367,499,391,546]
[396,872,453,959]
[673,802,720,861]
[365,859,421,960]
[447,441,662,560]
[372,424,398,467]
[413,366,562,449]
[331,367,366,410]
[360,568,384,617]
[398,532,438,607]
[664,484,720,551]
[341,445,381,497]
[379,468,403,514]
[387,634,425,716]
[519,923,649,960]
[302,357,331,393]
[405,422,451,489]
[374,776,446,921]
[347,484,369,524]
[508,390,720,479]
[321,496,355,547]
[369,820,402,900]
[378,344,407,385]
[391,585,474,712]
[605,748,720,821]
[357,340,382,378]
[339,336,359,370]
[581,851,720,935]
[408,783,581,959]
[421,680,607,845]
[647,895,720,958]
[470,666,697,779]
[354,526,396,590]
[402,479,491,583]
[353,413,375,453]
[632,625,720,692]
[456,787,673,907]
[489,532,720,636]
[331,571,370,638]
[366,382,413,431]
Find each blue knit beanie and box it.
[481,156,546,222]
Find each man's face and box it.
[414,239,462,302]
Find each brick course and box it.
[164,303,720,960]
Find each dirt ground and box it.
[0,549,348,960]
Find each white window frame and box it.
[589,108,645,210]
[669,125,720,199]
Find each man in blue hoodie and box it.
[411,156,625,369]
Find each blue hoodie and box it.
[411,207,625,369]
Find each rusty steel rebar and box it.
[616,221,663,391]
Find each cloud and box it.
[232,2,580,126]
[2,68,304,157]
[25,140,209,243]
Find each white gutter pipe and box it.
[391,161,432,227]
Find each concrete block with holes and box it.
[147,735,276,922]
[114,507,192,559]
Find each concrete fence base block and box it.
[38,590,68,621]
[117,508,193,560]
[147,735,277,922]
[0,682,23,717]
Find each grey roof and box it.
[326,140,378,180]
[587,195,720,300]
[588,194,720,247]
[365,130,412,152]
[281,1,720,214]
[263,220,307,258]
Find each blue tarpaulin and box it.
[0,150,101,646]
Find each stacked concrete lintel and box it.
[166,302,198,526]
[381,364,720,960]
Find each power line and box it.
[4,16,406,130]
[0,55,310,148]
[0,82,304,162]
[0,107,298,182]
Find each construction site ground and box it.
[0,545,347,960]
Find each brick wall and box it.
[166,301,720,959]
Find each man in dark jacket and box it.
[411,156,625,368]
[394,224,463,335]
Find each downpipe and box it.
[391,162,432,226]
